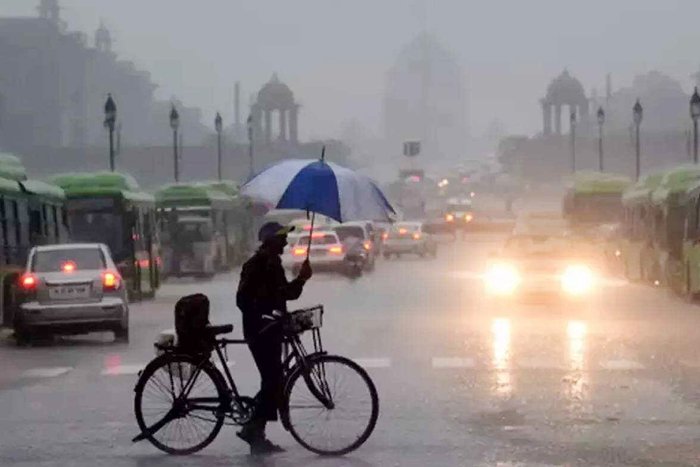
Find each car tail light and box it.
[363,241,372,250]
[399,228,408,235]
[465,214,474,222]
[293,247,307,256]
[382,232,388,241]
[446,214,455,222]
[102,271,121,290]
[20,274,37,290]
[61,261,76,273]
[413,233,422,240]
[329,246,343,255]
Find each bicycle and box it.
[132,305,379,456]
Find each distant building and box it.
[0,1,208,154]
[384,33,469,162]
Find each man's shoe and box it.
[250,439,285,456]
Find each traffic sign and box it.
[403,141,421,157]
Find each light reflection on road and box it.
[491,317,512,397]
[566,320,589,412]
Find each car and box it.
[443,198,475,236]
[14,243,130,344]
[333,221,377,270]
[382,221,438,259]
[289,231,356,275]
[484,232,599,301]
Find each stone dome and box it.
[545,69,587,104]
[257,73,295,110]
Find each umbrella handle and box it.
[306,211,316,260]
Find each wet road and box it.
[2,235,700,466]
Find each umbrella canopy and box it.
[241,159,395,223]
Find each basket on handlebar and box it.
[284,306,324,335]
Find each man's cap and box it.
[258,222,295,242]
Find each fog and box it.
[4,0,700,141]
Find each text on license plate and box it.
[49,285,90,299]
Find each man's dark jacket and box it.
[236,249,305,338]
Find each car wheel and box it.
[14,326,32,346]
[114,312,129,343]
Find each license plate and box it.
[311,250,327,257]
[48,285,90,300]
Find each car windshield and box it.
[297,234,339,245]
[32,248,105,272]
[334,226,365,241]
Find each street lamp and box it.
[169,104,180,182]
[570,110,576,173]
[214,112,223,180]
[104,94,117,171]
[633,99,643,180]
[690,87,700,164]
[247,114,254,179]
[597,107,605,172]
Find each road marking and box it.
[354,358,391,368]
[599,359,645,370]
[22,367,72,378]
[516,359,566,370]
[102,364,145,376]
[432,357,475,368]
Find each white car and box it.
[14,243,129,344]
[289,231,348,274]
[333,221,377,270]
[382,222,438,258]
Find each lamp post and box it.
[104,94,116,171]
[690,87,700,164]
[570,110,576,173]
[633,99,643,180]
[215,112,223,180]
[597,106,605,172]
[169,104,180,182]
[247,114,254,179]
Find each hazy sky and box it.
[3,0,700,143]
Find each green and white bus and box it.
[646,165,700,290]
[155,182,252,277]
[52,172,160,300]
[0,153,69,326]
[620,171,666,282]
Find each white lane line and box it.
[599,359,645,370]
[354,358,391,368]
[516,359,566,370]
[432,357,475,369]
[102,364,145,376]
[22,367,72,378]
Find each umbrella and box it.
[241,154,395,255]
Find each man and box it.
[236,221,312,455]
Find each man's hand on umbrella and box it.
[298,259,313,281]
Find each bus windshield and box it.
[68,212,125,261]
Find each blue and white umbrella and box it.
[241,158,395,223]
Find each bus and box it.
[155,182,251,277]
[646,165,700,290]
[682,179,700,300]
[563,172,631,229]
[620,171,666,282]
[0,153,69,326]
[197,181,255,265]
[51,172,160,300]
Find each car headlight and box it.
[484,263,520,295]
[561,265,594,295]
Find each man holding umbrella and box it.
[236,221,312,455]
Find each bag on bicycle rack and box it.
[174,293,212,355]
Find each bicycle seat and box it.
[206,324,233,335]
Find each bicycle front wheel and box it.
[134,353,227,455]
[283,355,379,456]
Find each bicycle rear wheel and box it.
[134,354,227,455]
[283,355,379,455]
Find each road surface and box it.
[2,235,700,466]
